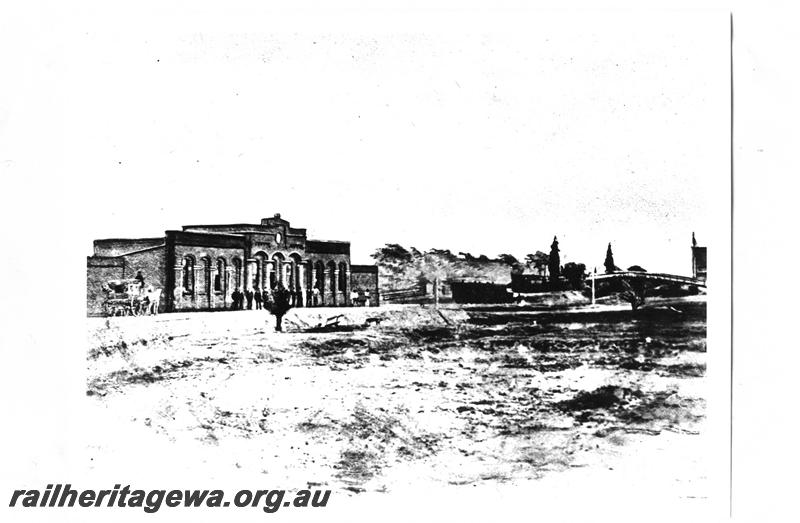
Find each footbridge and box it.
[587,270,706,308]
[587,271,706,288]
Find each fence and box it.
[380,282,429,304]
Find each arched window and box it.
[232,258,242,290]
[312,260,325,306]
[182,256,195,293]
[200,257,211,295]
[327,260,337,294]
[214,258,226,292]
[314,261,325,291]
[289,254,303,291]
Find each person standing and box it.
[269,283,292,332]
[232,288,241,310]
[254,289,263,310]
[312,286,321,306]
[245,288,254,310]
[134,270,145,294]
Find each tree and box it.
[604,243,616,274]
[525,251,549,277]
[427,248,456,261]
[371,243,420,291]
[496,254,522,275]
[562,262,587,289]
[548,236,561,283]
[418,250,449,282]
[371,244,413,265]
[266,283,293,332]
[496,253,520,266]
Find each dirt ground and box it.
[85,300,708,510]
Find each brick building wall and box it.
[123,247,167,293]
[86,257,125,316]
[171,244,245,311]
[86,246,167,315]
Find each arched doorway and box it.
[271,253,285,289]
[338,261,348,306]
[289,253,303,307]
[314,260,325,306]
[326,260,337,306]
[231,257,242,292]
[254,252,268,292]
[215,257,227,307]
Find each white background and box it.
[6,3,724,274]
[0,1,795,521]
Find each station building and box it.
[86,214,379,315]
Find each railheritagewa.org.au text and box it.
[9,484,331,514]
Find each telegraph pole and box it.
[591,267,596,305]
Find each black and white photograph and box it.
[5,1,796,522]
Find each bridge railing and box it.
[587,271,705,287]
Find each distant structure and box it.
[604,243,616,274]
[548,236,561,283]
[86,214,379,315]
[691,232,707,283]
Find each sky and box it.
[3,5,730,276]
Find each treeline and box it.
[371,241,646,292]
[371,244,516,291]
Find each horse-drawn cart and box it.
[103,279,161,317]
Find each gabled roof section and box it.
[260,213,289,227]
[182,214,307,236]
[93,237,164,257]
[182,223,264,233]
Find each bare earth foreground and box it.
[85,299,709,516]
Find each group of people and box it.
[231,288,268,310]
[229,284,294,311]
[350,289,372,307]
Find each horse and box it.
[145,288,162,315]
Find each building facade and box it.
[691,233,707,283]
[87,214,379,315]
